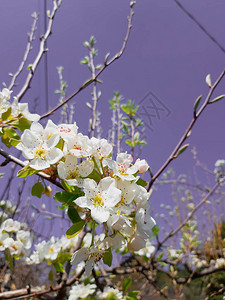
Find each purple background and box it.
[1,0,225,237]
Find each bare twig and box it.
[40,2,135,120]
[8,13,38,91]
[147,69,225,191]
[16,0,61,102]
[152,177,225,259]
[0,148,62,188]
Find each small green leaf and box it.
[66,220,85,239]
[53,262,64,273]
[67,206,82,223]
[17,165,38,178]
[11,117,31,131]
[136,178,147,187]
[31,182,44,198]
[122,278,132,292]
[103,248,112,267]
[27,64,33,71]
[60,181,84,195]
[58,252,71,264]
[175,144,189,158]
[125,140,133,147]
[54,191,81,206]
[83,41,90,48]
[193,95,202,116]
[48,269,54,281]
[80,56,89,65]
[104,52,110,64]
[128,291,139,300]
[209,94,225,104]
[157,252,163,262]
[87,169,101,182]
[152,224,159,235]
[90,36,96,47]
[1,107,11,121]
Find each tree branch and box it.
[40,2,135,120]
[147,69,225,191]
[16,0,61,102]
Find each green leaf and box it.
[125,140,133,147]
[87,169,101,182]
[103,248,112,267]
[61,181,84,195]
[122,278,132,292]
[128,291,139,300]
[175,144,189,158]
[157,252,163,262]
[66,220,85,239]
[118,134,126,139]
[48,269,54,281]
[53,262,64,273]
[58,252,71,264]
[67,206,82,223]
[152,224,159,235]
[90,35,96,47]
[193,95,202,116]
[17,165,38,178]
[2,127,21,148]
[104,52,110,64]
[11,117,31,131]
[136,178,147,187]
[80,56,89,65]
[106,292,118,300]
[54,191,81,206]
[31,182,44,198]
[83,41,90,48]
[209,94,225,104]
[1,107,11,121]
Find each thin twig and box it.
[151,177,225,260]
[8,13,38,91]
[40,2,135,120]
[16,0,61,102]
[147,69,225,191]
[0,148,62,188]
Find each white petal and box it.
[74,196,93,209]
[85,257,95,276]
[46,134,60,148]
[30,122,43,133]
[78,160,94,177]
[91,207,109,223]
[30,158,50,170]
[46,148,63,164]
[71,248,89,266]
[21,130,41,148]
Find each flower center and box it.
[49,247,54,253]
[68,169,79,179]
[34,147,47,159]
[116,195,125,207]
[73,144,82,151]
[89,252,102,262]
[92,193,104,207]
[118,163,128,175]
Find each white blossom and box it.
[74,177,121,223]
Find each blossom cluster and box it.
[0,88,40,126]
[0,87,155,275]
[0,218,32,257]
[14,114,156,274]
